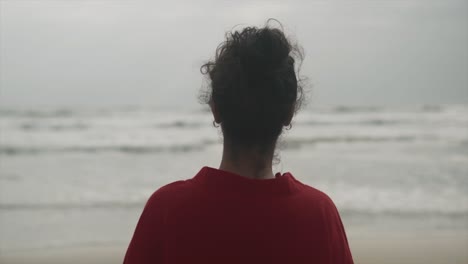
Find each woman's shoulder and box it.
[145,178,197,207]
[289,175,339,209]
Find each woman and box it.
[124,21,354,264]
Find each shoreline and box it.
[348,230,468,264]
[1,230,467,264]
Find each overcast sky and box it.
[0,0,467,109]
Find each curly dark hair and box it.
[200,20,304,151]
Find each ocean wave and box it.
[282,135,418,149]
[302,119,404,126]
[338,208,468,219]
[0,136,421,155]
[154,121,204,129]
[331,105,383,113]
[0,201,145,210]
[326,104,452,113]
[0,144,209,155]
[1,104,463,119]
[1,134,446,155]
[17,122,89,131]
[0,174,22,182]
[420,104,444,112]
[0,108,76,118]
[2,202,466,217]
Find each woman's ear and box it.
[210,100,221,124]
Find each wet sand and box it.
[2,230,467,264]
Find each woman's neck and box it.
[218,141,275,179]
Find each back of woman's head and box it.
[201,20,304,151]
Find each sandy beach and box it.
[348,231,468,264]
[1,231,467,264]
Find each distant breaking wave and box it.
[0,201,144,210]
[282,135,418,149]
[1,201,466,218]
[0,144,209,155]
[0,135,429,155]
[0,104,452,117]
[15,121,204,131]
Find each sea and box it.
[0,104,467,252]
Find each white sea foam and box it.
[1,105,466,154]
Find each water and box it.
[0,104,467,251]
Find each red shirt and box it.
[124,166,354,264]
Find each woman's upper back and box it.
[124,167,354,264]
